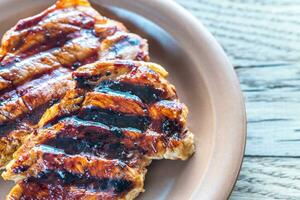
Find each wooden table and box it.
[175,0,300,199]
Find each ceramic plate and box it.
[0,0,246,199]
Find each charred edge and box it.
[162,119,182,138]
[12,165,30,174]
[74,75,102,90]
[21,170,133,196]
[96,80,164,104]
[151,118,183,139]
[41,117,147,161]
[41,132,138,161]
[79,106,151,131]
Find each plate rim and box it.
[0,0,247,199]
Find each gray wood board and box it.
[231,157,300,200]
[176,0,300,156]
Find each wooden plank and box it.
[237,65,300,156]
[175,0,300,66]
[176,0,300,156]
[231,157,300,199]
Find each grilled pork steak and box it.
[0,0,149,167]
[3,60,195,200]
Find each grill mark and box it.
[3,8,96,64]
[0,69,70,138]
[21,74,73,112]
[58,117,185,159]
[1,26,76,66]
[21,170,133,196]
[1,27,79,66]
[0,67,70,103]
[72,61,173,104]
[96,80,163,104]
[0,68,73,126]
[0,99,57,137]
[0,52,61,91]
[80,91,183,138]
[38,149,130,177]
[11,165,30,174]
[41,87,184,139]
[4,121,147,181]
[79,106,151,131]
[41,130,143,163]
[15,12,96,61]
[58,117,166,158]
[53,30,100,68]
[8,141,140,182]
[148,100,187,138]
[161,119,182,138]
[43,137,126,158]
[0,31,99,92]
[13,29,78,65]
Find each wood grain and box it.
[175,0,300,198]
[231,157,300,200]
[175,0,300,156]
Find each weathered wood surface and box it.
[175,0,300,199]
[232,157,300,200]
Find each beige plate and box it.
[0,0,247,199]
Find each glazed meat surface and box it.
[3,60,195,200]
[0,0,149,167]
